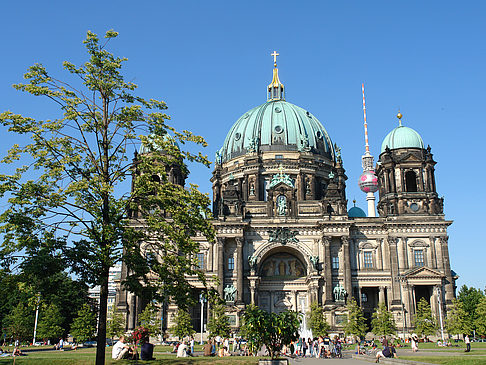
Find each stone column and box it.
[249,277,258,305]
[377,239,383,270]
[341,236,352,299]
[429,236,437,269]
[379,286,385,304]
[236,237,244,304]
[217,237,225,297]
[322,236,333,303]
[387,237,401,302]
[439,236,455,304]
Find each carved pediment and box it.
[268,181,294,191]
[403,266,444,279]
[397,152,423,163]
[359,241,378,250]
[408,240,430,248]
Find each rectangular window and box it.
[332,256,339,270]
[361,292,368,303]
[275,154,284,160]
[414,250,425,267]
[363,251,373,268]
[197,253,204,270]
[228,257,234,271]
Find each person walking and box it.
[411,334,419,352]
[465,334,471,352]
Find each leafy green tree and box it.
[4,302,34,342]
[138,303,161,338]
[414,297,437,338]
[458,285,484,333]
[241,304,301,359]
[446,298,472,337]
[36,303,64,341]
[170,309,195,340]
[0,30,213,365]
[207,302,230,339]
[107,306,125,341]
[307,302,330,337]
[475,296,486,337]
[343,298,368,340]
[371,302,396,336]
[71,304,97,344]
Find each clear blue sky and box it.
[0,1,484,290]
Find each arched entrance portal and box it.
[256,249,310,315]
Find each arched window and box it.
[405,171,417,192]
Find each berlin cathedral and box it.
[117,53,456,336]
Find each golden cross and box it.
[278,163,284,175]
[271,51,279,65]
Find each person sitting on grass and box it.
[203,340,214,356]
[112,336,136,360]
[140,336,155,361]
[375,344,397,363]
[13,347,25,357]
[218,346,230,357]
[177,341,188,357]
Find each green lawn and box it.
[400,356,486,365]
[0,347,263,365]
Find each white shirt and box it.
[112,341,126,359]
[177,343,188,357]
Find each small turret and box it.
[267,51,285,101]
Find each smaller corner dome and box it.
[380,125,424,153]
[348,206,366,218]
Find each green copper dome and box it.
[219,100,334,163]
[380,125,424,153]
[348,206,366,218]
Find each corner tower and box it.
[376,112,443,216]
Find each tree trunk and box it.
[96,266,109,365]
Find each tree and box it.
[414,297,437,338]
[36,303,64,342]
[371,302,397,337]
[4,302,33,342]
[458,285,484,333]
[138,303,161,338]
[207,302,230,339]
[170,309,195,340]
[475,297,486,337]
[343,298,368,340]
[0,30,213,365]
[241,304,301,359]
[71,304,97,344]
[107,306,125,341]
[446,299,471,338]
[307,302,330,337]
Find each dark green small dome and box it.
[348,206,366,218]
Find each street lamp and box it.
[436,286,445,342]
[199,292,207,345]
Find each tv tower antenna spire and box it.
[358,83,378,217]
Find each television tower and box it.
[358,84,378,217]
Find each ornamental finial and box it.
[397,110,403,126]
[267,51,285,101]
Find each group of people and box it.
[282,336,342,358]
[0,347,25,357]
[111,335,156,361]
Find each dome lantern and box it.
[267,51,285,101]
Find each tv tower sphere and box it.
[359,170,378,193]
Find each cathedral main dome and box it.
[219,100,335,163]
